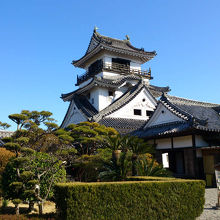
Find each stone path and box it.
[198,188,220,220]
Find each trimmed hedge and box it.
[126,176,176,181]
[55,179,205,220]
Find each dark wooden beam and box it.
[192,134,198,178]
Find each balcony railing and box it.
[76,62,152,85]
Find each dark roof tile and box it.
[73,30,156,68]
[73,95,98,118]
[99,117,147,134]
[134,121,191,138]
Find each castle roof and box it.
[72,30,156,68]
[135,94,220,138]
[98,117,147,134]
[61,80,162,133]
[61,76,170,102]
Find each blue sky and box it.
[1,0,220,131]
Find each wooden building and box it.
[135,94,220,186]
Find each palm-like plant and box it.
[104,134,122,161]
[98,152,131,181]
[136,158,171,177]
[121,135,153,176]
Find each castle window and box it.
[88,59,103,75]
[146,111,153,117]
[134,109,142,116]
[91,98,94,104]
[87,93,90,99]
[142,98,146,102]
[112,58,130,66]
[108,90,114,96]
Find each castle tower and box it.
[61,29,170,133]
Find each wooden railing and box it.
[103,63,151,78]
[76,62,151,85]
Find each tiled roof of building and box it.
[165,95,220,107]
[61,76,170,102]
[61,80,157,132]
[148,85,170,98]
[73,95,98,118]
[72,30,156,68]
[135,94,220,138]
[98,117,147,134]
[165,95,220,131]
[135,121,192,138]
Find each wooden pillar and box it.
[154,139,162,164]
[192,134,198,178]
[171,137,174,150]
[169,137,176,173]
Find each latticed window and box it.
[88,59,103,75]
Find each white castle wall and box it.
[62,101,87,127]
[145,103,184,128]
[107,87,156,120]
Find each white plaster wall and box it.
[90,87,99,111]
[114,86,128,100]
[156,138,172,150]
[90,87,116,111]
[195,135,209,147]
[62,101,87,127]
[145,103,184,128]
[130,61,141,70]
[102,71,120,78]
[78,78,93,88]
[103,56,111,66]
[107,87,156,120]
[173,136,192,148]
[98,87,113,111]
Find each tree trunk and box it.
[15,204,19,215]
[38,201,43,215]
[28,201,34,212]
[132,154,138,176]
[112,150,121,161]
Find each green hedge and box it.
[126,176,176,181]
[55,179,205,220]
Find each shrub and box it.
[0,147,15,197]
[0,147,15,175]
[55,179,205,220]
[1,152,66,201]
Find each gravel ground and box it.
[198,188,220,220]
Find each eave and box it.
[72,44,156,69]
